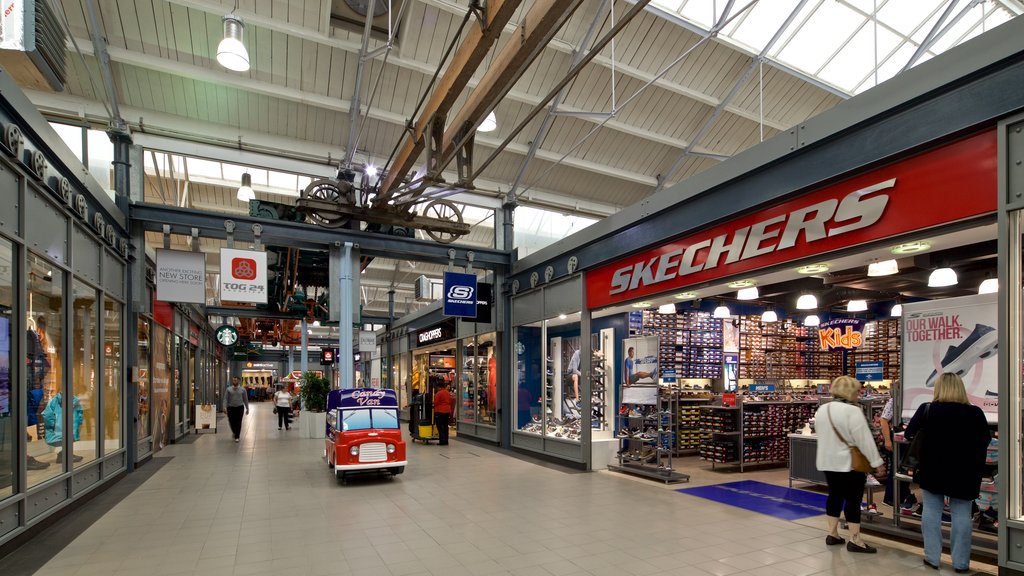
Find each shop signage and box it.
[661,367,677,383]
[189,324,201,346]
[219,248,268,304]
[358,331,377,353]
[215,325,238,346]
[723,393,737,407]
[855,361,884,381]
[749,384,776,392]
[443,271,478,317]
[320,348,337,365]
[472,283,493,323]
[585,130,997,308]
[416,321,455,347]
[817,318,865,351]
[155,249,206,304]
[195,404,217,431]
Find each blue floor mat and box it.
[677,480,828,520]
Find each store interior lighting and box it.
[761,310,778,323]
[365,165,378,178]
[736,286,759,300]
[847,299,868,312]
[477,111,497,133]
[978,278,998,294]
[867,259,899,276]
[928,267,958,287]
[236,172,255,202]
[796,294,817,309]
[803,314,820,327]
[657,303,676,314]
[890,303,903,317]
[713,304,731,319]
[217,15,250,72]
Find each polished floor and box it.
[6,404,996,575]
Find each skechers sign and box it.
[585,130,996,308]
[443,271,478,317]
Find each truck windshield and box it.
[341,408,399,431]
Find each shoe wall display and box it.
[846,319,901,381]
[737,317,843,379]
[637,310,723,380]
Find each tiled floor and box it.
[13,404,996,575]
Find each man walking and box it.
[225,376,249,442]
[433,382,454,445]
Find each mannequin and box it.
[25,318,50,470]
[42,392,84,462]
[487,349,497,413]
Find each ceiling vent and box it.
[0,0,67,92]
[414,275,432,302]
[331,0,404,41]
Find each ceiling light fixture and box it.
[736,286,759,300]
[928,267,958,287]
[726,279,756,288]
[631,302,652,309]
[978,278,998,294]
[891,240,932,255]
[365,165,378,178]
[796,294,817,309]
[847,299,868,312]
[477,111,497,133]
[658,303,676,314]
[312,320,320,327]
[867,259,899,277]
[713,304,731,319]
[796,263,830,274]
[803,314,820,327]
[890,303,903,317]
[217,15,250,72]
[761,310,778,323]
[558,313,567,320]
[674,292,698,300]
[236,172,255,202]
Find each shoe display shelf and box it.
[846,319,901,382]
[677,397,712,453]
[699,404,741,467]
[639,311,723,379]
[591,349,608,430]
[738,316,843,380]
[700,398,817,472]
[610,390,689,484]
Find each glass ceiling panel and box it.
[655,0,1021,95]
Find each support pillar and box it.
[339,242,355,389]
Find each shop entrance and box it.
[413,343,457,441]
[242,369,277,403]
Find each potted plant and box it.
[299,371,331,438]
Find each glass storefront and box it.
[72,279,98,468]
[26,253,64,486]
[0,239,13,499]
[459,332,496,426]
[103,298,122,454]
[137,318,151,442]
[152,325,171,451]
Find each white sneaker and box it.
[866,475,881,487]
[234,438,239,443]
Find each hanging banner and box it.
[219,248,268,304]
[358,331,376,353]
[156,249,207,304]
[622,336,659,386]
[902,292,998,423]
[817,318,865,350]
[442,271,478,317]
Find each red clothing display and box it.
[488,354,497,411]
[433,388,454,414]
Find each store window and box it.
[26,254,64,486]
[152,325,171,451]
[103,298,122,453]
[459,333,496,425]
[1014,208,1024,521]
[72,280,97,468]
[138,318,151,440]
[0,239,13,499]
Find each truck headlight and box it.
[387,444,396,453]
[349,446,359,456]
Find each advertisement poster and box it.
[902,293,998,423]
[155,249,206,304]
[195,404,217,431]
[622,336,659,385]
[219,248,268,304]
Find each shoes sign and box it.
[442,271,478,317]
[220,248,268,304]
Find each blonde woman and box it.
[905,373,990,572]
[815,376,885,553]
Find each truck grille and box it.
[358,442,387,463]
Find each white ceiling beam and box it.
[69,39,656,186]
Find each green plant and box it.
[300,371,331,413]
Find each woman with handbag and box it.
[815,376,886,553]
[905,372,990,572]
[273,384,294,431]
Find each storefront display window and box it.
[151,325,171,451]
[0,239,13,499]
[138,318,151,440]
[459,333,497,425]
[26,254,64,486]
[103,298,122,453]
[514,322,543,434]
[72,280,98,468]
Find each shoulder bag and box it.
[900,402,930,474]
[828,404,874,473]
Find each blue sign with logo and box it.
[750,384,776,392]
[443,271,478,317]
[661,367,677,383]
[856,361,884,381]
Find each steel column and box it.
[338,243,356,389]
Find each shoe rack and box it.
[737,317,843,379]
[846,319,901,381]
[611,389,689,483]
[700,399,817,471]
[677,397,712,452]
[638,311,723,380]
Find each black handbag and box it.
[272,406,278,414]
[900,402,930,473]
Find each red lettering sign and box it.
[586,130,997,308]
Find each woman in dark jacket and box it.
[905,372,990,572]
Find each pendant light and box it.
[803,314,820,327]
[713,304,731,319]
[658,303,676,314]
[890,303,903,317]
[847,299,868,312]
[928,267,958,287]
[236,172,255,202]
[217,15,250,72]
[978,278,998,294]
[736,286,759,300]
[867,259,899,277]
[477,111,497,132]
[796,294,817,310]
[761,309,778,323]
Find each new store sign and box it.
[443,272,478,317]
[586,130,997,308]
[219,248,268,304]
[818,318,865,351]
[156,249,206,304]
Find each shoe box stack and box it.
[846,319,901,381]
[677,400,706,451]
[738,316,843,379]
[700,407,737,432]
[700,441,736,463]
[638,310,723,380]
[741,402,817,463]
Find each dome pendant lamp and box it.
[217,15,250,72]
